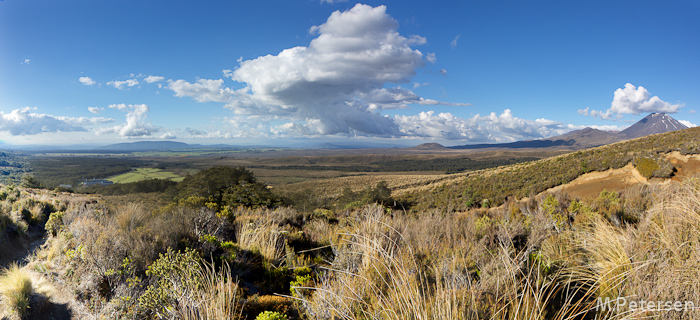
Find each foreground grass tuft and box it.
[0,264,34,319]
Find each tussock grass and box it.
[176,261,243,320]
[0,264,33,318]
[0,264,52,319]
[236,218,287,265]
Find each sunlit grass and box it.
[108,168,184,183]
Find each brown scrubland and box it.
[2,127,700,319]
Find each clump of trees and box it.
[172,166,282,212]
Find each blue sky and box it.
[1,0,698,147]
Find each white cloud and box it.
[581,83,684,120]
[439,69,447,75]
[79,76,97,86]
[185,127,208,136]
[168,79,235,103]
[21,59,30,65]
[167,4,479,140]
[160,132,177,139]
[218,4,460,136]
[107,79,139,90]
[450,35,460,49]
[320,0,348,3]
[0,107,113,136]
[426,53,437,63]
[88,107,104,114]
[679,120,697,128]
[96,104,158,137]
[580,124,623,132]
[393,109,574,142]
[144,75,165,83]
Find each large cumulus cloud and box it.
[0,107,113,135]
[171,4,466,136]
[167,4,579,142]
[579,83,683,119]
[96,104,158,137]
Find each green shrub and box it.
[290,272,313,299]
[45,211,65,236]
[543,194,567,228]
[635,157,659,179]
[256,311,288,320]
[138,249,202,316]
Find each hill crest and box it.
[447,113,687,150]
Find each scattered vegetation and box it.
[4,127,700,319]
[404,126,700,211]
[250,156,537,174]
[29,156,146,188]
[0,151,30,186]
[83,178,178,196]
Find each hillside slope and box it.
[400,126,700,211]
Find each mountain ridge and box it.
[448,113,687,150]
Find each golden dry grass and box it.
[0,264,33,319]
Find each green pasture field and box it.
[108,168,184,184]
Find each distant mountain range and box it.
[447,113,688,150]
[92,113,688,152]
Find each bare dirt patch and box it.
[544,152,700,200]
[546,164,650,199]
[666,151,700,181]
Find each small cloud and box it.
[426,53,436,64]
[450,35,460,49]
[186,127,207,136]
[689,109,697,114]
[168,79,234,103]
[413,82,429,89]
[107,79,139,90]
[144,75,165,83]
[439,69,447,75]
[160,132,177,139]
[79,76,97,86]
[679,120,697,128]
[21,59,30,65]
[320,0,348,3]
[88,107,104,114]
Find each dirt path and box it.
[0,227,77,320]
[0,225,46,269]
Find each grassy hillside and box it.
[401,126,700,212]
[3,175,700,319]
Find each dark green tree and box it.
[174,166,279,209]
